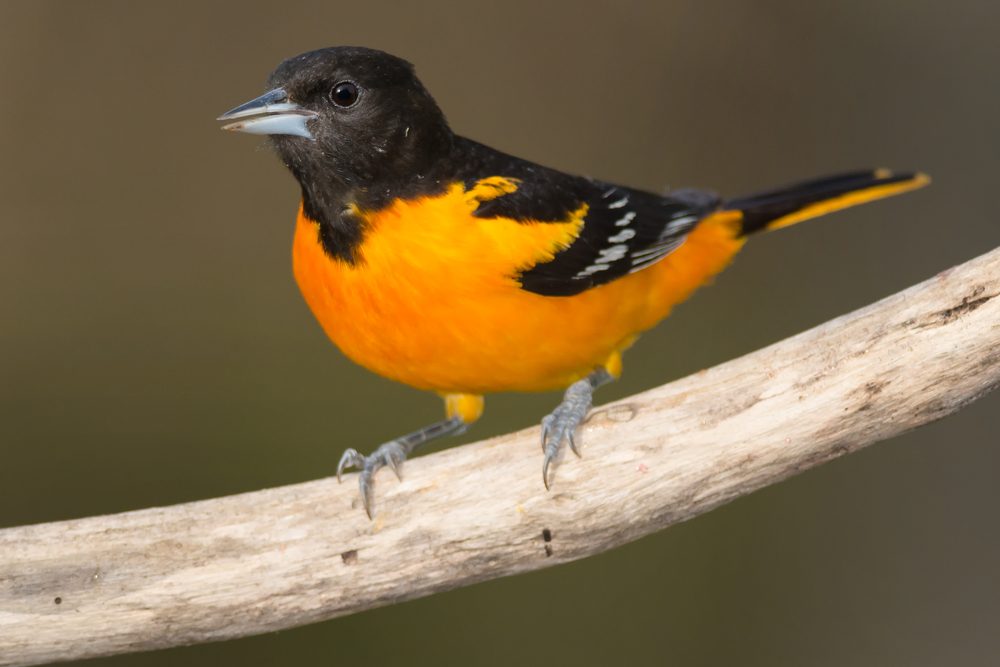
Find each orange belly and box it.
[291,184,744,393]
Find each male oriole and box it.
[219,46,928,518]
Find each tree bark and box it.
[1,247,998,667]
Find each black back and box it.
[449,139,719,296]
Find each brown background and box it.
[1,1,997,665]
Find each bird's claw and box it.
[539,379,593,489]
[336,448,365,483]
[335,440,409,518]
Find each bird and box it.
[218,46,928,518]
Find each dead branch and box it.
[1,247,998,667]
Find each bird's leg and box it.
[337,393,483,518]
[540,367,615,489]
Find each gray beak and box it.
[217,88,317,140]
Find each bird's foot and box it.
[540,377,596,489]
[337,440,409,519]
[336,416,467,519]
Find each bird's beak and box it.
[217,88,317,140]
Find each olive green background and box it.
[1,1,997,665]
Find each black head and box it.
[220,47,454,209]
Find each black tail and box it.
[725,169,929,236]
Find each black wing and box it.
[516,183,720,296]
[452,138,720,297]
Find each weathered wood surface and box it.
[1,247,998,667]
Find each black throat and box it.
[278,126,456,264]
[295,162,453,265]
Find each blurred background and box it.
[1,1,997,665]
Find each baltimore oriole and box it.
[219,46,928,518]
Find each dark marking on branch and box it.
[855,379,891,413]
[926,286,995,326]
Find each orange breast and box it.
[291,182,745,393]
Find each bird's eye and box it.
[330,82,360,108]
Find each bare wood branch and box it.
[2,247,998,667]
